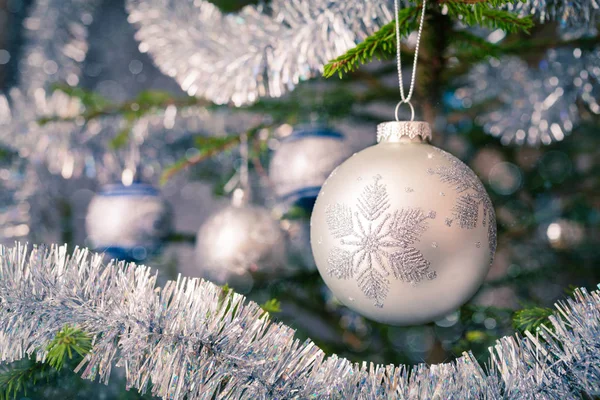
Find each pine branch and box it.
[444,2,533,33]
[159,126,267,184]
[0,325,90,400]
[324,0,532,79]
[0,360,49,400]
[46,325,92,370]
[513,307,555,332]
[323,7,420,78]
[450,29,503,60]
[259,299,282,314]
[38,86,203,125]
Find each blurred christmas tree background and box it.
[0,0,599,398]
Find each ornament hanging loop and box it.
[394,0,426,118]
[395,100,415,122]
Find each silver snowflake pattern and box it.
[427,148,497,258]
[325,176,436,308]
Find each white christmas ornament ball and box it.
[86,183,172,261]
[195,205,286,290]
[311,122,497,325]
[269,126,353,207]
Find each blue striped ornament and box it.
[269,126,353,210]
[85,183,172,261]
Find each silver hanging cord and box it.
[230,132,250,207]
[394,0,427,121]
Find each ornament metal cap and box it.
[376,121,432,143]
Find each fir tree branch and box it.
[259,299,282,314]
[0,325,90,400]
[323,7,420,78]
[451,29,503,59]
[443,0,534,33]
[159,124,268,184]
[38,86,203,125]
[324,0,532,79]
[46,326,92,370]
[0,360,49,400]
[513,307,555,332]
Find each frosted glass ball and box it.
[86,183,172,261]
[195,205,285,291]
[310,122,496,325]
[269,126,352,209]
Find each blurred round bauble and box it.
[86,183,172,261]
[310,121,497,326]
[269,125,353,210]
[195,204,286,291]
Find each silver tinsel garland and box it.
[0,243,598,399]
[18,0,99,95]
[125,0,600,106]
[456,46,600,146]
[126,0,394,105]
[508,0,599,26]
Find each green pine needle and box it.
[450,29,503,59]
[324,0,532,79]
[160,134,243,185]
[39,86,200,125]
[512,307,555,332]
[49,83,112,113]
[0,360,49,400]
[323,7,420,78]
[46,325,92,370]
[160,125,267,185]
[0,326,91,400]
[445,3,533,33]
[260,299,282,314]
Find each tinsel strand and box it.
[125,0,600,106]
[0,244,599,398]
[18,0,100,95]
[125,0,395,105]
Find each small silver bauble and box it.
[269,126,353,208]
[310,121,497,325]
[86,183,172,261]
[195,204,286,291]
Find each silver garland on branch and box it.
[0,243,599,399]
[125,0,394,105]
[125,0,600,106]
[508,0,599,26]
[456,46,600,146]
[18,0,99,95]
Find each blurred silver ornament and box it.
[125,0,394,105]
[195,202,286,291]
[457,47,600,146]
[269,125,353,209]
[86,183,172,261]
[311,121,496,325]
